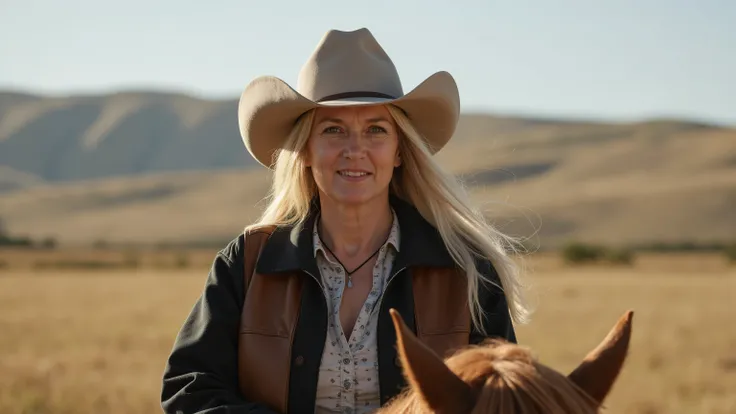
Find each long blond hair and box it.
[250,105,532,331]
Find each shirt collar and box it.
[254,194,456,277]
[313,208,401,260]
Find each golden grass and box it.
[514,273,736,413]
[1,256,734,414]
[0,246,218,271]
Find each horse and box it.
[377,308,634,413]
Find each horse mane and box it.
[378,310,633,414]
[381,340,599,413]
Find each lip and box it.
[336,170,372,181]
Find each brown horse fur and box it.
[378,309,634,414]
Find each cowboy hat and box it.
[237,28,461,169]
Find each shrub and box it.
[174,253,190,268]
[92,239,110,249]
[122,252,140,269]
[0,234,33,247]
[40,237,58,249]
[605,248,635,266]
[33,260,120,270]
[725,244,736,263]
[562,242,605,264]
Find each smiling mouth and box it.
[338,170,371,177]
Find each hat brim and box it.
[238,71,460,168]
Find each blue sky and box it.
[1,0,734,124]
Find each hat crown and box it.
[296,28,404,102]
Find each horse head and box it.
[379,308,633,413]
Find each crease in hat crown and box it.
[296,28,404,102]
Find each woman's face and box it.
[305,105,401,206]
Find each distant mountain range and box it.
[0,91,255,189]
[1,91,734,248]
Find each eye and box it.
[322,126,343,134]
[368,125,388,134]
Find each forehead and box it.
[313,104,393,122]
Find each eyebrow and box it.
[366,117,391,123]
[316,117,344,125]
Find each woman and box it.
[161,28,531,414]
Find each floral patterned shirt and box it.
[313,209,400,414]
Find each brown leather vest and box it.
[237,226,470,413]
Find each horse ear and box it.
[389,309,474,414]
[568,310,634,405]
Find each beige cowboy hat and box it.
[237,28,461,168]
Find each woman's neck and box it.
[317,196,393,259]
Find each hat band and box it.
[317,91,397,102]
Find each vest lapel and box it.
[411,266,471,358]
[238,227,303,413]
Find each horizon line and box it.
[1,86,733,129]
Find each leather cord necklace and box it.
[316,216,391,288]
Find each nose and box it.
[342,132,366,159]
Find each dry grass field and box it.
[1,253,734,414]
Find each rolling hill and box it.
[0,91,254,185]
[0,91,734,248]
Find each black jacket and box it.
[161,196,516,413]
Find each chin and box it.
[330,194,372,205]
[325,189,386,206]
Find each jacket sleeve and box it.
[161,235,279,414]
[469,258,517,345]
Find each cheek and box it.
[376,142,400,169]
[306,140,324,163]
[307,141,339,171]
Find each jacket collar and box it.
[255,194,456,276]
